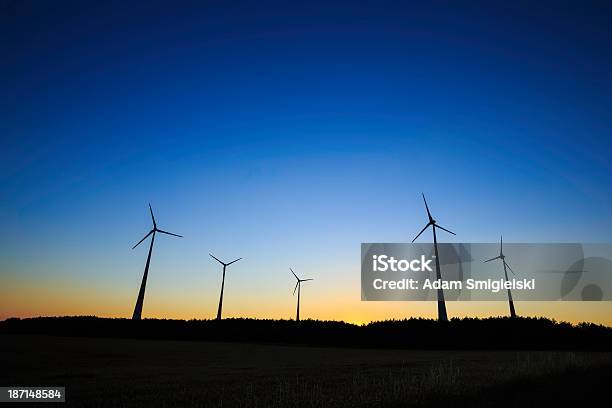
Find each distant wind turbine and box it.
[484,236,517,318]
[210,254,242,320]
[132,204,182,320]
[290,268,313,322]
[412,193,456,322]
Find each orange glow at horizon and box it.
[2,274,611,327]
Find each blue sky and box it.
[1,1,611,321]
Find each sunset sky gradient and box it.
[2,1,612,325]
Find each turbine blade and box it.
[290,268,299,280]
[132,230,154,249]
[157,229,183,238]
[149,203,156,228]
[500,235,503,256]
[293,281,299,295]
[412,223,430,243]
[422,193,433,221]
[209,253,224,265]
[504,261,516,275]
[301,278,313,282]
[435,224,456,235]
[227,257,242,266]
[484,256,501,263]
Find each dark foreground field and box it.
[1,334,611,407]
[1,317,612,407]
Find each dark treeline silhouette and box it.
[1,316,611,350]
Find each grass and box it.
[2,334,611,407]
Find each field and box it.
[2,333,611,407]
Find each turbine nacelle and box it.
[412,194,455,243]
[483,236,516,275]
[210,253,242,267]
[290,268,313,295]
[132,204,182,249]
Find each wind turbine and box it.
[290,268,313,322]
[131,204,182,320]
[210,253,242,320]
[484,236,517,318]
[412,193,456,322]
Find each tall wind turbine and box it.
[132,204,182,320]
[484,236,517,318]
[290,268,313,322]
[210,254,242,320]
[412,193,456,322]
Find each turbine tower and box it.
[290,268,313,322]
[210,254,242,320]
[412,193,456,322]
[484,236,517,318]
[132,204,182,320]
